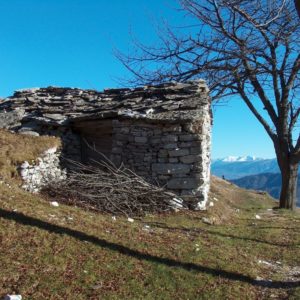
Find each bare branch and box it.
[44,155,185,217]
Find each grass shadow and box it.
[0,208,299,289]
[145,221,299,247]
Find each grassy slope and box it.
[0,130,299,300]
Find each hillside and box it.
[232,173,300,207]
[0,131,299,299]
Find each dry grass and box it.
[207,176,276,224]
[0,129,60,180]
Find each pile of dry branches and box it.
[45,158,184,217]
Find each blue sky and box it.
[0,0,275,159]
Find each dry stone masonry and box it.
[19,147,67,193]
[0,80,212,209]
[111,118,211,209]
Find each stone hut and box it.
[0,80,212,209]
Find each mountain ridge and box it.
[213,155,265,162]
[211,157,280,180]
[231,172,300,206]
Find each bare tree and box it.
[117,0,300,210]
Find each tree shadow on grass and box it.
[145,221,299,248]
[0,208,299,289]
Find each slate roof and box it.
[0,80,210,125]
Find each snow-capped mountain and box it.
[211,156,279,179]
[214,156,264,162]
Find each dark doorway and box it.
[73,119,113,164]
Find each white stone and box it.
[4,295,22,300]
[209,202,214,207]
[142,225,151,231]
[20,131,39,137]
[20,161,30,168]
[44,147,57,155]
[195,202,207,211]
[20,169,28,177]
[255,214,261,220]
[258,260,273,267]
[50,201,59,207]
[127,218,134,223]
[202,217,213,225]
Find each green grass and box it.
[0,131,299,299]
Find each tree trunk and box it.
[295,0,300,18]
[279,161,299,210]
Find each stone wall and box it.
[17,123,82,164]
[0,108,25,129]
[110,115,211,209]
[19,147,67,193]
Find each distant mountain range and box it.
[211,156,300,206]
[211,156,279,180]
[215,155,264,162]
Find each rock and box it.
[44,147,57,155]
[19,130,40,137]
[20,161,30,168]
[169,158,178,163]
[255,214,261,220]
[179,155,201,164]
[50,201,59,207]
[167,178,199,189]
[179,134,198,142]
[43,113,67,121]
[4,295,22,300]
[142,225,151,231]
[127,218,134,222]
[258,260,274,267]
[161,135,178,143]
[152,163,190,175]
[202,217,213,225]
[135,136,147,143]
[0,108,25,129]
[168,149,190,157]
[163,143,178,150]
